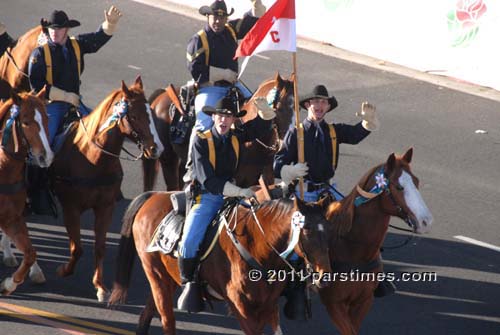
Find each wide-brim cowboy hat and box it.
[299,85,338,113]
[41,10,80,29]
[202,96,246,118]
[199,0,235,17]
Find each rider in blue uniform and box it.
[184,0,266,182]
[177,94,275,313]
[26,6,122,216]
[274,84,378,201]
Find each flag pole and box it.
[292,52,304,199]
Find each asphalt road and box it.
[1,0,499,334]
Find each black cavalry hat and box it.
[41,10,80,29]
[202,96,247,118]
[299,85,338,113]
[199,0,235,17]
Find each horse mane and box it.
[240,198,294,259]
[0,99,13,125]
[326,163,384,236]
[73,89,122,143]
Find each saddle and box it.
[146,192,238,258]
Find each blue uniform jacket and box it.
[28,26,111,95]
[193,116,272,194]
[274,118,370,183]
[187,12,258,85]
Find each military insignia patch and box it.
[37,32,48,46]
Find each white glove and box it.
[280,163,308,185]
[251,0,266,17]
[222,182,255,198]
[0,22,6,36]
[356,102,379,131]
[102,5,122,36]
[254,97,276,120]
[49,86,80,107]
[210,66,237,83]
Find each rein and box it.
[4,48,30,79]
[77,99,145,161]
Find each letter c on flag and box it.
[270,31,280,43]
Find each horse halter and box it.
[354,167,415,229]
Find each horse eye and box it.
[396,184,404,191]
[22,121,30,126]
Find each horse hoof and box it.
[97,288,110,303]
[29,265,46,284]
[0,277,18,295]
[3,256,19,267]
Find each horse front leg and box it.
[322,299,357,335]
[56,206,83,278]
[1,231,18,267]
[349,294,375,334]
[92,204,115,302]
[0,218,35,295]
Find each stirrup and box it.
[177,281,205,313]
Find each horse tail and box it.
[109,191,156,307]
[142,158,159,192]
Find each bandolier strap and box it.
[42,37,81,85]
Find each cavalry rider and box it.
[184,0,266,182]
[274,84,396,298]
[0,21,15,57]
[28,6,122,146]
[177,95,275,313]
[26,6,122,216]
[274,84,378,202]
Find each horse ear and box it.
[402,147,413,164]
[386,153,396,173]
[37,86,47,100]
[10,90,21,105]
[134,75,143,90]
[274,72,283,86]
[121,80,131,97]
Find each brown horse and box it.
[49,76,164,302]
[109,192,332,335]
[0,89,53,294]
[142,73,295,191]
[319,148,433,334]
[0,26,43,99]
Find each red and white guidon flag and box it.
[235,0,296,75]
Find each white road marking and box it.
[454,235,500,253]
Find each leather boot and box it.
[177,257,204,313]
[374,277,397,298]
[282,259,310,321]
[26,165,58,217]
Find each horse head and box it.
[117,76,164,159]
[359,148,433,234]
[1,88,53,167]
[293,196,332,288]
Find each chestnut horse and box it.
[109,193,332,335]
[49,77,164,301]
[142,73,295,191]
[319,148,433,334]
[0,26,43,99]
[0,89,53,294]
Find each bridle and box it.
[79,97,146,161]
[0,104,29,161]
[355,167,415,230]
